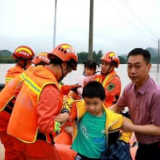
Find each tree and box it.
[118,56,126,64]
[96,50,103,63]
[78,52,88,63]
[76,51,128,64]
[0,50,15,63]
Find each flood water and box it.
[0,64,160,91]
[63,64,160,91]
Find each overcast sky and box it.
[0,0,160,55]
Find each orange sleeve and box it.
[37,85,61,134]
[5,65,23,86]
[104,76,121,106]
[69,102,78,122]
[5,65,23,78]
[106,76,121,97]
[60,85,71,95]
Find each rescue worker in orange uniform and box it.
[95,52,121,107]
[0,52,50,160]
[5,45,35,86]
[7,43,78,160]
[14,52,51,97]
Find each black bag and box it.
[101,140,132,160]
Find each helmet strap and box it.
[58,63,72,82]
[58,63,64,82]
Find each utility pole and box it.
[157,39,160,71]
[53,0,58,48]
[88,0,94,60]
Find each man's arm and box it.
[122,118,160,136]
[122,90,160,136]
[108,104,123,113]
[37,85,66,133]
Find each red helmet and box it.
[12,45,35,61]
[100,52,120,68]
[32,52,50,65]
[48,43,78,70]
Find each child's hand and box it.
[70,84,82,91]
[65,126,73,135]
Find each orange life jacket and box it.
[0,66,34,132]
[95,70,121,107]
[0,66,34,113]
[7,66,62,144]
[5,64,24,86]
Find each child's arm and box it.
[77,76,85,95]
[54,99,78,125]
[60,84,81,95]
[69,102,78,122]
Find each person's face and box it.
[62,64,72,77]
[84,97,104,116]
[127,55,151,88]
[84,67,95,76]
[101,61,115,74]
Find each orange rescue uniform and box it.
[5,64,24,86]
[0,66,34,160]
[7,65,64,159]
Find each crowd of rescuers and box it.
[0,44,159,160]
[0,44,80,159]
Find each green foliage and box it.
[118,56,127,64]
[146,47,157,57]
[0,50,15,63]
[77,52,88,63]
[146,47,158,64]
[1,47,159,64]
[78,50,103,64]
[151,57,158,64]
[77,48,159,64]
[78,50,126,64]
[0,50,12,56]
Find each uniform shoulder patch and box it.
[107,83,115,91]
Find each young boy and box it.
[69,81,131,160]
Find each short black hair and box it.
[127,48,151,64]
[82,81,106,101]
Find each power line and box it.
[107,0,157,43]
[120,0,158,40]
